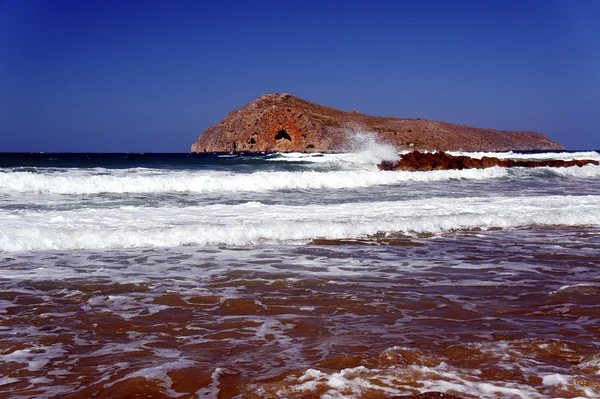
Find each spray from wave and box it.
[343,127,400,165]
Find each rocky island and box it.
[191,93,565,153]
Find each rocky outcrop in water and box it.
[191,93,565,153]
[378,151,598,171]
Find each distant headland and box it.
[190,93,565,153]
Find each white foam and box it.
[0,377,19,387]
[266,152,340,163]
[272,150,600,164]
[285,358,599,398]
[1,194,599,252]
[448,150,600,161]
[0,344,66,372]
[196,368,228,397]
[549,164,600,178]
[542,373,569,386]
[288,363,544,399]
[0,167,512,195]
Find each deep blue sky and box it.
[1,0,599,152]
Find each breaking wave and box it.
[2,163,599,196]
[0,168,511,195]
[2,195,599,252]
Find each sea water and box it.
[0,148,599,398]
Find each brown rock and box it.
[378,151,599,171]
[191,94,565,153]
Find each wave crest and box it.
[0,168,508,195]
[2,195,599,252]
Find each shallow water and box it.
[1,149,599,398]
[1,228,599,398]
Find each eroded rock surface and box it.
[191,93,565,153]
[378,151,598,171]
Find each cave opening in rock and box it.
[275,129,292,142]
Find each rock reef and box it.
[378,151,598,171]
[191,93,565,153]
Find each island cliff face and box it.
[191,93,565,153]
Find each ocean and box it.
[1,144,599,398]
